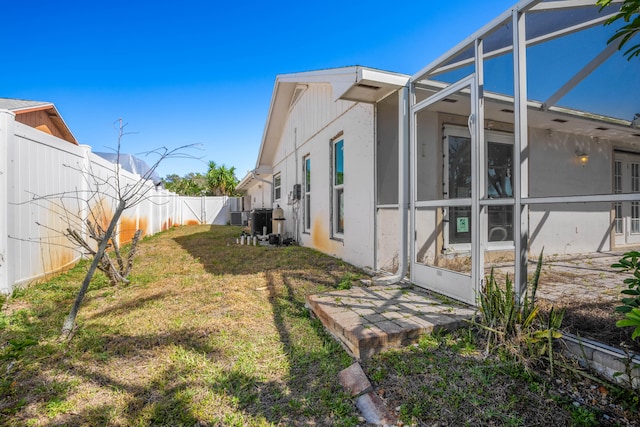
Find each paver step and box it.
[306,285,475,359]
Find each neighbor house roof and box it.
[0,97,78,145]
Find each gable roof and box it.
[253,66,409,175]
[0,98,52,112]
[0,97,78,145]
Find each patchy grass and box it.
[364,329,639,426]
[2,225,639,426]
[0,225,361,426]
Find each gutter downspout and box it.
[373,85,409,285]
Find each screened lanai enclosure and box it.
[392,0,640,305]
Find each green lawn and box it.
[0,225,361,426]
[1,224,638,426]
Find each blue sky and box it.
[2,0,605,179]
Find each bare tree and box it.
[55,119,196,338]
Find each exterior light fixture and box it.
[576,152,589,166]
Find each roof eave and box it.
[254,66,409,169]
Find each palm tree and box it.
[206,161,238,196]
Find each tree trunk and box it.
[61,199,126,338]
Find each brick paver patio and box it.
[306,284,476,359]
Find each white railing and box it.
[0,110,236,294]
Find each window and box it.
[443,126,514,249]
[614,160,623,234]
[632,163,640,233]
[486,140,514,243]
[304,156,311,232]
[274,173,281,201]
[333,139,344,235]
[613,152,640,246]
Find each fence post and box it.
[0,110,16,294]
[78,145,93,255]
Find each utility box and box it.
[293,184,301,200]
[230,211,248,226]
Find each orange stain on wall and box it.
[86,200,149,246]
[119,216,139,244]
[161,217,175,230]
[39,207,80,279]
[185,220,200,226]
[311,218,330,253]
[138,218,148,236]
[88,199,114,234]
[49,249,76,273]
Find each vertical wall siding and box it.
[1,120,235,294]
[275,85,353,166]
[270,83,376,270]
[15,110,69,141]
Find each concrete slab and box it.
[306,284,475,360]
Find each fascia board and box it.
[48,105,79,145]
[255,67,359,169]
[10,103,54,114]
[254,66,409,169]
[277,67,359,102]
[358,67,409,87]
[254,78,281,169]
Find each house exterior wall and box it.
[376,95,401,272]
[270,83,376,270]
[409,112,626,260]
[414,111,442,265]
[246,182,271,211]
[528,127,614,255]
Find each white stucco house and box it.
[237,67,409,272]
[238,0,640,306]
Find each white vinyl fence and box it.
[0,110,237,294]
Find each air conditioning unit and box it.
[230,212,248,226]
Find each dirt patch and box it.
[363,331,640,426]
[540,297,639,353]
[491,252,640,353]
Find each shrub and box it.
[611,251,640,340]
[476,251,565,375]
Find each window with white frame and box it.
[333,138,344,236]
[443,125,514,250]
[274,173,281,201]
[632,162,640,233]
[614,160,623,234]
[304,155,311,232]
[613,152,640,247]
